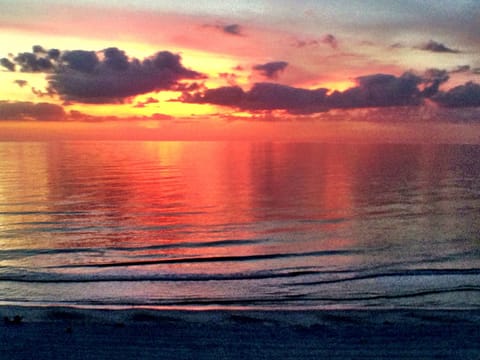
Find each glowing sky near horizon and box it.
[1,0,480,141]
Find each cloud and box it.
[292,39,319,48]
[150,113,173,121]
[433,82,480,108]
[182,72,425,114]
[0,101,177,122]
[47,49,61,60]
[68,109,173,122]
[450,65,471,74]
[1,47,61,73]
[292,34,338,49]
[204,23,243,36]
[420,68,449,98]
[245,83,328,113]
[219,72,239,86]
[32,45,46,54]
[14,52,54,72]
[133,97,159,108]
[49,48,203,103]
[4,46,204,103]
[170,82,203,92]
[0,101,66,121]
[182,83,328,113]
[60,50,98,73]
[32,86,55,98]
[223,24,242,36]
[253,61,288,79]
[390,42,405,49]
[419,40,460,53]
[1,58,16,71]
[328,72,423,109]
[183,86,245,106]
[14,79,28,87]
[321,34,338,49]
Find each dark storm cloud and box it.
[0,101,66,121]
[49,48,203,103]
[183,86,245,106]
[433,82,480,108]
[13,52,53,72]
[0,58,15,71]
[183,72,426,114]
[420,69,449,98]
[253,61,288,79]
[245,83,328,112]
[60,50,99,73]
[328,73,423,109]
[1,46,51,72]
[47,49,60,60]
[182,82,328,113]
[4,46,204,103]
[32,45,46,54]
[419,40,460,53]
[103,47,129,71]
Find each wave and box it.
[49,249,366,268]
[0,268,342,283]
[104,286,480,306]
[1,267,479,285]
[290,268,480,286]
[170,286,480,306]
[0,238,272,259]
[7,286,478,308]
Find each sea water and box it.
[0,141,479,309]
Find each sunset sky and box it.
[1,0,480,141]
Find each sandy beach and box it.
[0,306,479,359]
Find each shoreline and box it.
[1,306,479,359]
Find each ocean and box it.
[0,141,479,309]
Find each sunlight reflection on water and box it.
[0,141,479,309]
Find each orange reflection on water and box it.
[0,143,51,253]
[4,141,455,275]
[34,142,361,272]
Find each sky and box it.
[1,0,480,141]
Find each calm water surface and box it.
[0,141,479,309]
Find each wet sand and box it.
[1,306,479,359]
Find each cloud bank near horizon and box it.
[182,72,479,114]
[2,44,480,122]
